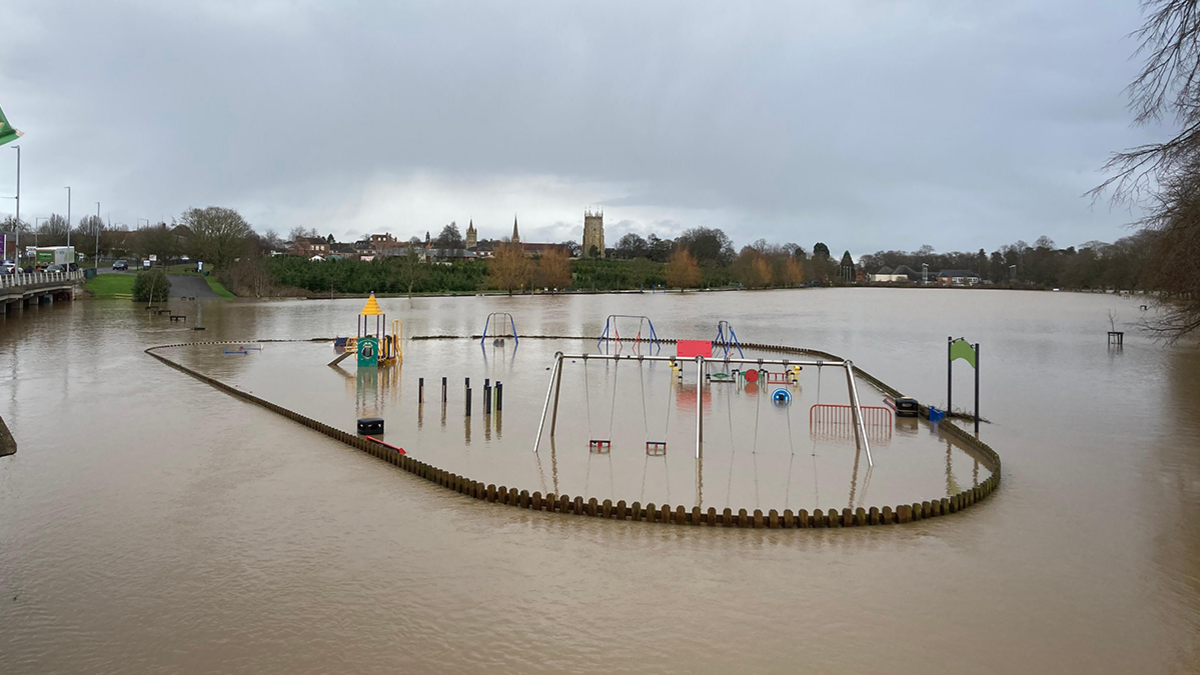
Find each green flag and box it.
[0,105,23,147]
[950,339,976,368]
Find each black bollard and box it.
[442,376,447,402]
[419,377,424,403]
[484,384,492,414]
[496,381,503,411]
[465,388,472,416]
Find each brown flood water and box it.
[2,288,1199,673]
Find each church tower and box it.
[466,219,477,249]
[511,215,520,244]
[583,208,605,258]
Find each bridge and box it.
[0,270,85,315]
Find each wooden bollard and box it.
[573,496,584,514]
[487,484,496,502]
[660,504,670,524]
[519,490,530,508]
[646,503,657,523]
[753,509,764,528]
[704,507,715,526]
[940,498,950,515]
[827,510,841,528]
[881,506,893,524]
[869,506,880,525]
[560,495,570,513]
[602,499,612,518]
[722,508,733,527]
[812,509,825,528]
[692,506,702,525]
[798,509,809,528]
[497,486,508,504]
[841,508,852,527]
[738,509,749,527]
[910,502,921,520]
[587,498,598,516]
[922,501,932,518]
[616,500,627,519]
[783,509,794,528]
[675,505,686,524]
[532,492,542,510]
[898,504,912,523]
[855,507,867,526]
[631,502,642,521]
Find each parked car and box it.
[44,264,65,273]
[1,261,15,274]
[112,260,128,271]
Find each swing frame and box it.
[534,352,874,466]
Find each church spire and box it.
[512,215,520,244]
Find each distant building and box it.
[465,220,477,249]
[870,266,909,283]
[288,237,328,257]
[936,269,981,286]
[511,216,520,244]
[583,209,605,258]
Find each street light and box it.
[64,186,71,247]
[11,144,18,264]
[95,201,101,272]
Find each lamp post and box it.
[11,144,18,264]
[64,186,71,247]
[35,216,47,250]
[95,201,101,272]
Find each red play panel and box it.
[676,340,713,358]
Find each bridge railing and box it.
[0,270,84,289]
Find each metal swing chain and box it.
[606,358,619,442]
[584,357,594,440]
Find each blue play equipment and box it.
[713,320,744,358]
[928,406,946,422]
[771,387,792,406]
[480,312,519,346]
[597,315,660,349]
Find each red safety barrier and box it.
[808,404,893,427]
[676,340,712,359]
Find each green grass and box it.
[205,276,236,298]
[84,273,136,298]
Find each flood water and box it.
[2,288,1199,673]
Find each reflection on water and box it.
[1,289,1199,673]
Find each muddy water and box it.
[2,288,1199,673]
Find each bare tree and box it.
[535,247,572,291]
[1094,1,1200,339]
[182,207,254,270]
[665,247,701,290]
[488,241,532,295]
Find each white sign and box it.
[148,254,158,262]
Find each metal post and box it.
[947,336,952,415]
[534,353,564,452]
[441,376,447,402]
[465,388,471,416]
[695,355,704,458]
[974,343,980,434]
[65,186,71,248]
[419,377,424,403]
[549,356,565,434]
[484,383,491,414]
[12,145,18,265]
[844,361,873,467]
[496,381,503,411]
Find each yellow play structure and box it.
[329,293,402,367]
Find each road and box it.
[167,274,222,299]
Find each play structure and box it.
[480,312,519,346]
[329,293,402,368]
[534,352,876,466]
[597,315,660,350]
[713,321,744,359]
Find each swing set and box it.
[480,312,519,346]
[534,352,876,466]
[597,315,661,350]
[576,354,673,455]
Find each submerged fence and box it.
[146,337,1001,529]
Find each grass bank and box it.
[84,273,135,298]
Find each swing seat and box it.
[645,441,667,456]
[589,440,611,454]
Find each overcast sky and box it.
[0,0,1169,255]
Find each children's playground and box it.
[153,300,996,517]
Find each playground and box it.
[152,306,995,517]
